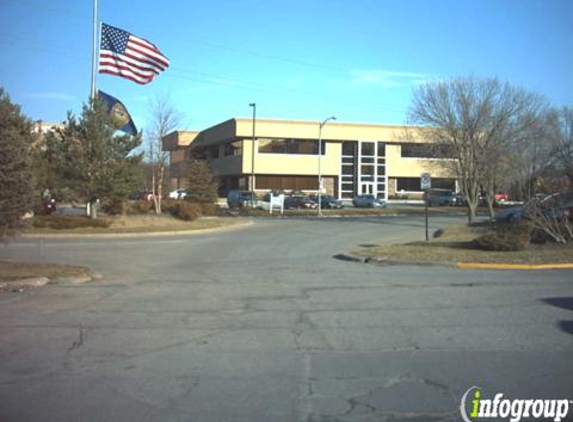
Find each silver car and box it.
[352,194,386,208]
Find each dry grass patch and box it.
[24,214,245,234]
[0,261,92,283]
[354,224,573,264]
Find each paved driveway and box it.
[1,216,572,422]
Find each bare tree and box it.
[546,107,573,188]
[146,95,183,214]
[409,77,546,224]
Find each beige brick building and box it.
[163,118,456,199]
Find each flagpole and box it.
[90,0,99,101]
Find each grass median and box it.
[23,214,247,235]
[353,224,573,265]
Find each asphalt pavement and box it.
[1,215,572,422]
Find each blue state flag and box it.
[97,90,137,136]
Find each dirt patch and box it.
[0,261,93,291]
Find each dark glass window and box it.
[258,138,325,155]
[224,141,242,157]
[256,175,318,190]
[400,143,456,158]
[396,177,456,191]
[361,165,375,176]
[342,142,356,156]
[210,146,220,159]
[342,165,354,175]
[361,142,375,156]
[377,142,386,157]
[396,177,421,191]
[377,165,385,176]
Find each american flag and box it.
[99,23,170,85]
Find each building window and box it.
[258,138,325,155]
[342,142,356,156]
[224,141,242,157]
[396,177,456,191]
[256,175,319,190]
[361,142,375,156]
[400,143,455,158]
[210,146,220,159]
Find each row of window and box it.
[207,140,455,159]
[400,143,456,159]
[396,177,456,192]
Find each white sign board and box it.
[270,194,284,215]
[421,172,431,190]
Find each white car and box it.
[169,189,188,200]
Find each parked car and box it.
[495,192,573,223]
[452,192,467,207]
[284,196,317,209]
[309,195,344,209]
[494,193,509,204]
[227,190,257,208]
[424,189,456,206]
[168,189,188,200]
[352,195,386,208]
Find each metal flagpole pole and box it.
[90,0,99,101]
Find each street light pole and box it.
[249,103,256,206]
[318,116,336,216]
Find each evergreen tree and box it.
[186,159,218,203]
[0,88,35,237]
[55,99,142,217]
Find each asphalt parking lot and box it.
[1,215,572,422]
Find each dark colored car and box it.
[227,190,255,208]
[424,189,455,206]
[352,195,386,208]
[309,195,344,209]
[452,192,467,207]
[284,196,317,209]
[495,192,573,223]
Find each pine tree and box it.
[186,159,218,203]
[55,99,142,218]
[0,88,35,237]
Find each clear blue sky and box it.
[1,0,572,134]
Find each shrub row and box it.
[164,201,220,221]
[32,215,111,230]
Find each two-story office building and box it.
[162,118,456,200]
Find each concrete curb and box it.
[20,220,254,239]
[334,253,573,271]
[457,262,573,271]
[332,253,456,267]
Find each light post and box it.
[249,103,256,206]
[318,116,336,216]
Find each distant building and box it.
[162,118,457,199]
[32,120,64,135]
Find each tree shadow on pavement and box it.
[541,297,573,337]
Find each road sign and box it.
[421,172,431,190]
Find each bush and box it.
[127,200,154,215]
[474,224,530,251]
[167,202,202,221]
[102,200,127,215]
[32,216,110,230]
[200,203,220,216]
